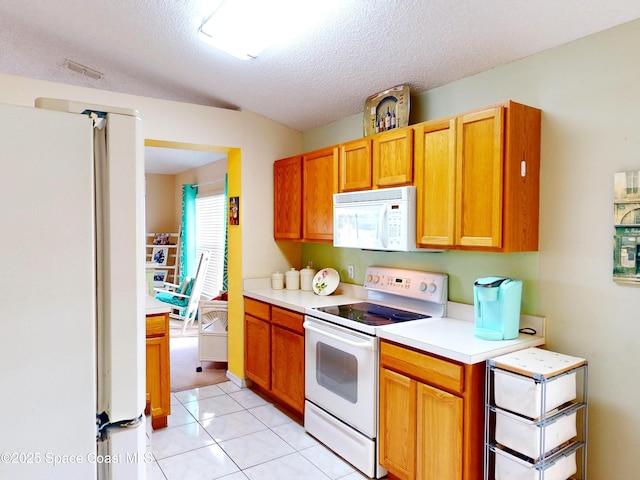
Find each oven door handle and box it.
[303,322,375,351]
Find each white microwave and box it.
[333,186,418,251]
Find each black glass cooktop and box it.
[314,302,430,327]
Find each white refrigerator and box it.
[0,99,147,479]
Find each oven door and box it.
[303,316,378,438]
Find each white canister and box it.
[300,266,316,291]
[285,268,300,290]
[271,271,284,290]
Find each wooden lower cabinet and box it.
[244,313,271,390]
[417,383,464,479]
[145,312,171,430]
[379,341,484,480]
[379,368,417,478]
[244,297,305,416]
[271,324,305,415]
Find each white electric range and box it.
[303,266,448,478]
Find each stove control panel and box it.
[363,266,448,304]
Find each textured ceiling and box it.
[2,1,640,172]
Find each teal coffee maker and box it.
[473,277,522,340]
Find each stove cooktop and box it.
[306,266,448,335]
[313,302,431,327]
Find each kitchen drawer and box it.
[272,306,304,334]
[380,341,464,393]
[495,448,577,480]
[146,313,167,337]
[494,369,576,418]
[495,409,577,460]
[244,297,271,321]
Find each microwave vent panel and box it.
[334,186,415,205]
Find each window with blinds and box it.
[196,193,226,299]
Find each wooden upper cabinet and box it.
[339,138,372,192]
[455,107,505,248]
[273,100,540,250]
[273,146,338,242]
[415,118,457,247]
[500,101,541,252]
[303,146,338,242]
[273,155,302,240]
[456,102,542,251]
[373,127,414,188]
[415,101,541,252]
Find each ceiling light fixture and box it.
[198,0,341,60]
[64,59,103,80]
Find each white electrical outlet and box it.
[348,264,355,279]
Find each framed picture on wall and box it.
[153,270,168,287]
[229,196,240,225]
[151,246,168,266]
[363,84,410,136]
[613,170,640,283]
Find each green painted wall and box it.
[302,243,538,314]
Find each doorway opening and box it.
[144,139,238,393]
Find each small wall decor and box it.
[153,270,168,287]
[151,246,168,266]
[153,233,171,245]
[229,196,240,225]
[363,84,410,137]
[613,170,640,283]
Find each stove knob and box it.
[372,275,380,284]
[420,282,437,293]
[366,274,373,283]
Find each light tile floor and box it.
[147,381,370,480]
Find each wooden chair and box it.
[155,251,211,335]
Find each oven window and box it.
[316,342,358,403]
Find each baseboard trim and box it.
[226,370,251,388]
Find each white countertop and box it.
[243,278,545,365]
[146,294,171,315]
[243,277,366,314]
[377,316,544,365]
